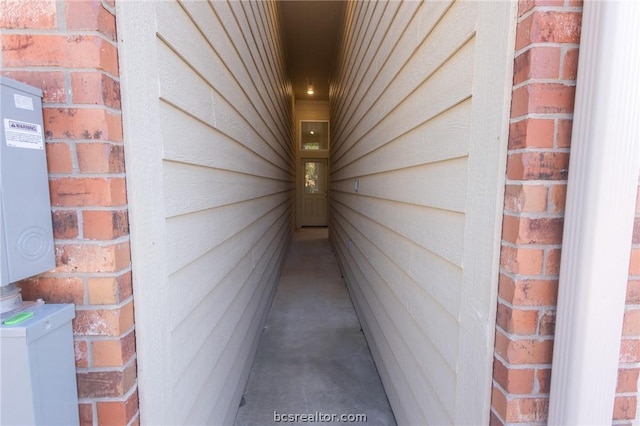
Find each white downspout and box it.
[547,1,640,425]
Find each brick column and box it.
[491,0,640,424]
[625,198,640,422]
[491,1,578,423]
[1,1,138,424]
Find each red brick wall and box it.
[1,0,138,424]
[492,0,640,424]
[622,191,640,422]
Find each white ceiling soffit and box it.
[278,0,345,101]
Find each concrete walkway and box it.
[234,228,396,425]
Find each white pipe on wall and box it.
[548,1,640,425]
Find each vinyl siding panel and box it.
[118,1,294,424]
[329,1,516,424]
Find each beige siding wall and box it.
[118,1,294,424]
[329,1,516,424]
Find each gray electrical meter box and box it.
[0,77,55,286]
[1,303,79,425]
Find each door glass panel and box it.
[301,121,329,150]
[304,161,327,194]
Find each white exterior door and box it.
[301,159,328,226]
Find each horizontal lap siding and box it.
[155,1,293,424]
[331,1,471,423]
[330,1,514,424]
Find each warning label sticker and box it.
[4,119,44,150]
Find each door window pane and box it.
[301,121,329,150]
[304,161,327,194]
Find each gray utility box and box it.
[0,77,55,285]
[1,303,79,425]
